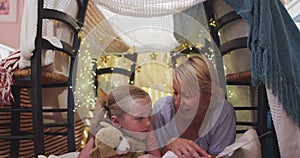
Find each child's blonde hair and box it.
[105,85,151,118]
[90,85,151,135]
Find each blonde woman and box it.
[152,53,236,158]
[79,85,161,158]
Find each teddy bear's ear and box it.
[97,88,107,106]
[100,121,111,127]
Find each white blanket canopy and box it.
[93,0,206,17]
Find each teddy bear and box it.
[123,136,147,158]
[90,121,146,158]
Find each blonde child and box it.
[79,85,161,158]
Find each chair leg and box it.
[271,119,280,158]
[31,94,45,156]
[67,87,75,151]
[31,67,45,155]
[11,86,20,157]
[257,85,268,135]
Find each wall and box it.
[0,0,24,49]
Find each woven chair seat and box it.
[226,70,251,84]
[13,68,69,86]
[0,118,84,157]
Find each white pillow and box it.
[217,129,262,158]
[38,152,79,158]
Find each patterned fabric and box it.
[0,50,20,105]
[267,87,300,158]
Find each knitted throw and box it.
[224,0,300,128]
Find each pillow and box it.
[38,152,79,158]
[216,129,262,158]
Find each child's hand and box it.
[138,154,159,158]
[147,130,155,145]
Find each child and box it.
[78,85,161,158]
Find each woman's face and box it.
[118,98,152,140]
[172,79,210,121]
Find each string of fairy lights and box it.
[71,18,240,117]
[72,35,220,112]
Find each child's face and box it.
[119,98,152,140]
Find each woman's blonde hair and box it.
[174,53,222,96]
[90,85,151,135]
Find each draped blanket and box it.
[94,0,206,17]
[0,50,20,105]
[224,0,300,128]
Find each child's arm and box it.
[145,131,161,158]
[78,136,95,158]
[146,150,161,158]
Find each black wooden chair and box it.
[203,0,279,157]
[0,0,88,157]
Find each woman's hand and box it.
[165,138,211,158]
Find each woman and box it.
[152,53,236,158]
